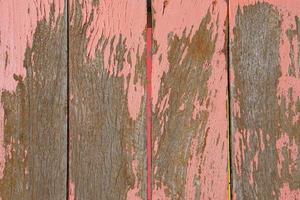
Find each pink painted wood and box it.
[69,0,147,199]
[230,0,300,199]
[0,0,66,199]
[151,0,229,199]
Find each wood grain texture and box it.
[152,0,229,199]
[0,0,67,199]
[69,1,147,199]
[230,1,300,199]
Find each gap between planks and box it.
[227,0,233,199]
[67,0,70,199]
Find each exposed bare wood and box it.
[152,0,229,199]
[230,1,300,199]
[69,0,147,199]
[0,0,67,199]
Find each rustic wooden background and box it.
[230,1,300,199]
[0,0,299,200]
[0,0,67,199]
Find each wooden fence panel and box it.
[151,1,229,199]
[3,0,299,199]
[230,0,300,199]
[69,0,147,199]
[0,0,67,199]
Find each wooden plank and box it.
[151,0,229,199]
[69,0,147,199]
[230,0,300,199]
[0,0,67,199]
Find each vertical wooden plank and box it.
[230,0,300,199]
[69,0,147,199]
[152,0,229,199]
[0,0,67,199]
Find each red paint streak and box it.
[146,26,152,200]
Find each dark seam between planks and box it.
[66,0,70,199]
[227,0,233,199]
[147,0,152,14]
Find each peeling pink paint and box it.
[69,180,75,200]
[157,91,170,118]
[279,183,300,200]
[249,151,259,186]
[229,67,235,84]
[192,95,206,120]
[0,0,63,92]
[230,2,300,197]
[153,88,171,157]
[185,137,198,200]
[234,130,246,177]
[249,169,254,186]
[127,78,144,120]
[0,0,63,180]
[153,140,159,158]
[232,191,237,200]
[127,159,142,200]
[233,99,241,118]
[0,106,4,179]
[77,0,146,120]
[152,0,220,107]
[276,133,288,173]
[152,180,170,200]
[24,166,29,175]
[230,1,300,121]
[230,0,300,37]
[277,9,300,107]
[230,0,300,122]
[153,0,228,198]
[290,139,298,163]
[179,103,185,111]
[259,129,265,151]
[278,77,300,99]
[6,138,12,160]
[276,133,299,177]
[253,151,259,169]
[198,33,228,200]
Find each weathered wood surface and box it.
[0,0,67,199]
[151,0,229,199]
[230,0,300,199]
[69,0,147,199]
